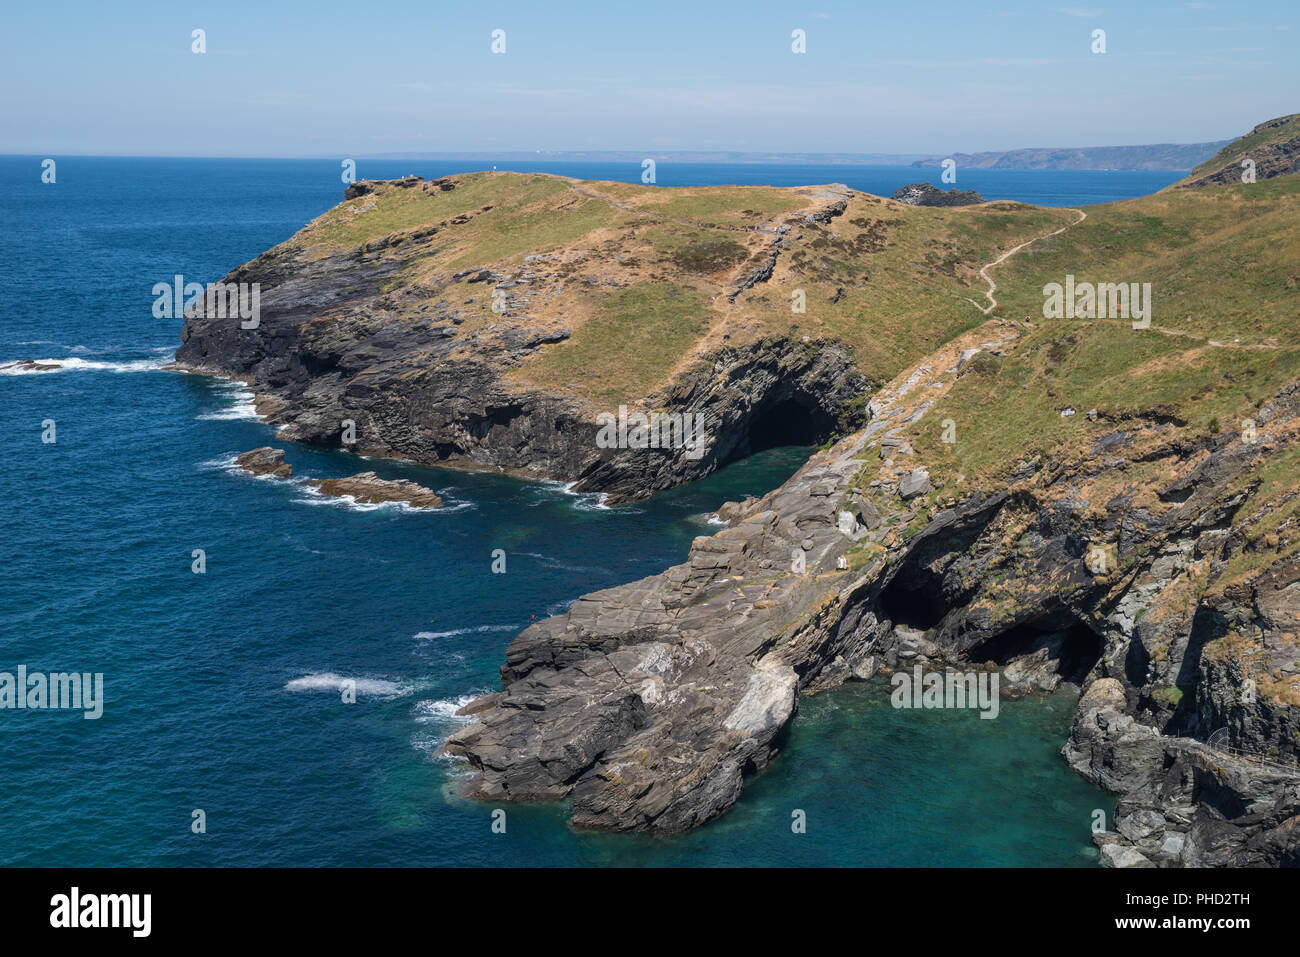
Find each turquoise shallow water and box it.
[0,156,1128,866]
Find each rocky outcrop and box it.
[306,471,442,508]
[892,183,985,207]
[235,447,292,478]
[1067,679,1300,867]
[443,321,1300,862]
[440,327,1017,831]
[1179,115,1300,188]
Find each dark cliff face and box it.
[176,179,870,501]
[1179,135,1300,188]
[855,379,1300,865]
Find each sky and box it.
[1,0,1295,157]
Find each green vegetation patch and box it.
[523,283,710,404]
[671,238,750,274]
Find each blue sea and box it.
[0,157,1176,866]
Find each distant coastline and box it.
[347,142,1220,171]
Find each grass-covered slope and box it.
[284,172,1078,405]
[869,171,1300,595]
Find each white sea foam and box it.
[414,624,519,640]
[0,355,171,376]
[289,490,420,513]
[410,691,493,762]
[534,479,618,512]
[284,672,409,698]
[412,694,484,722]
[198,453,240,470]
[557,480,614,511]
[196,382,261,421]
[545,599,577,618]
[290,484,475,514]
[517,551,603,574]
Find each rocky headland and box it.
[187,114,1300,865]
[1176,114,1300,188]
[176,172,1080,503]
[441,324,1300,862]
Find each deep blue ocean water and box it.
[0,157,1171,866]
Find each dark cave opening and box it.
[743,394,838,456]
[972,616,1103,685]
[878,573,952,632]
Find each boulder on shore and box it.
[307,471,442,509]
[235,447,292,479]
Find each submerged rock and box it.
[1,359,63,372]
[306,471,442,508]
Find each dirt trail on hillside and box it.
[966,208,1088,314]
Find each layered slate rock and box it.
[1179,114,1300,188]
[306,471,442,508]
[234,447,292,478]
[441,329,1003,831]
[445,320,1300,862]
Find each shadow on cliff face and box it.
[736,392,837,459]
[970,617,1104,686]
[869,492,1107,689]
[877,565,950,632]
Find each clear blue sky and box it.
[1,0,1294,156]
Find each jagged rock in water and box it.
[1,359,62,372]
[234,447,292,478]
[306,471,442,508]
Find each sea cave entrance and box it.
[741,393,838,457]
